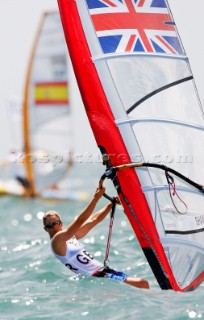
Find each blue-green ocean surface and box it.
[0,163,203,320]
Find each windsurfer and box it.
[43,186,149,289]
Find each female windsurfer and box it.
[43,186,149,289]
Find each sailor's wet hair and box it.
[43,210,61,226]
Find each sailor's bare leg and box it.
[123,277,149,289]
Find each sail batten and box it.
[142,185,202,196]
[93,53,188,61]
[58,0,204,291]
[116,118,204,131]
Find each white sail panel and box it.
[77,0,204,290]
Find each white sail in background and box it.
[0,11,85,200]
[22,11,73,196]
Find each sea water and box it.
[0,163,203,320]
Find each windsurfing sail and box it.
[22,11,72,196]
[57,0,204,291]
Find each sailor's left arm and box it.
[75,202,113,239]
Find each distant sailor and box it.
[43,186,149,289]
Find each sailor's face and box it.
[44,215,62,231]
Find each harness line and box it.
[103,197,117,266]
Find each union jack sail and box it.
[87,0,184,55]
